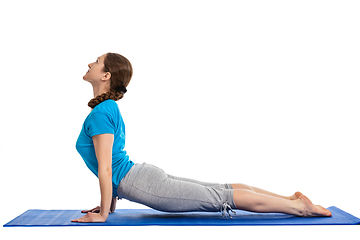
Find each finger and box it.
[82,208,95,213]
[73,213,89,221]
[81,210,94,213]
[82,206,99,213]
[72,215,88,223]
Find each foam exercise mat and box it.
[4,206,360,227]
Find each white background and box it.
[1,0,359,238]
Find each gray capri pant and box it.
[117,163,236,214]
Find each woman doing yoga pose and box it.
[72,53,332,223]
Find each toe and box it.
[315,205,332,217]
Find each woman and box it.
[72,53,332,223]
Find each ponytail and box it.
[88,91,125,109]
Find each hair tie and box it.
[117,86,127,93]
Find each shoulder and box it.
[98,99,118,109]
[102,99,118,107]
[86,100,118,134]
[88,100,120,124]
[92,100,119,114]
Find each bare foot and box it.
[297,195,332,217]
[290,191,303,200]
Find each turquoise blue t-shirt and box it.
[76,99,134,197]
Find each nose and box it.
[88,62,94,68]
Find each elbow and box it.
[99,167,112,178]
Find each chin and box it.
[83,77,92,83]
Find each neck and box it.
[92,83,110,98]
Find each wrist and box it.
[99,211,109,220]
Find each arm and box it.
[93,133,114,221]
[72,133,114,223]
[110,196,117,213]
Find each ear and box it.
[101,72,111,81]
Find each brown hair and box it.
[88,52,133,108]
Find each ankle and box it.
[293,199,306,216]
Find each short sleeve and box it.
[87,112,115,137]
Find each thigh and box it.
[167,174,232,189]
[122,163,234,213]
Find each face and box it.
[83,54,108,83]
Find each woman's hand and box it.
[81,206,101,213]
[71,212,107,223]
[81,196,117,215]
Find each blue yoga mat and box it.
[3,206,360,227]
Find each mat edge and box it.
[4,206,360,227]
